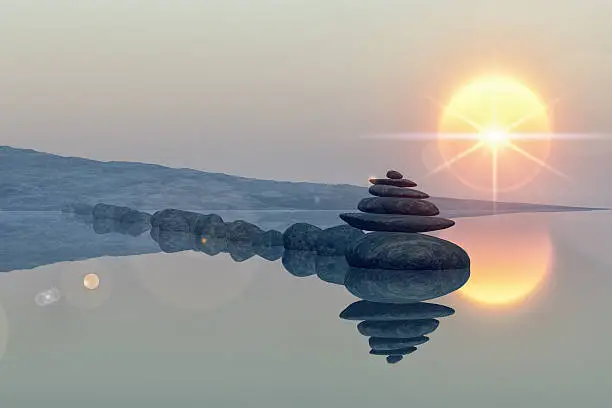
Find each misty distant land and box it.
[0,146,605,217]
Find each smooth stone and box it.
[370,346,417,356]
[227,241,256,262]
[151,229,197,253]
[358,197,440,216]
[257,230,284,247]
[283,223,322,250]
[340,300,455,321]
[386,170,403,180]
[369,336,430,350]
[315,255,351,285]
[282,250,317,277]
[315,225,364,256]
[344,267,470,303]
[386,355,403,364]
[339,213,455,233]
[151,209,226,237]
[369,185,429,199]
[255,245,284,261]
[369,178,417,188]
[357,319,439,338]
[345,232,469,270]
[226,220,263,243]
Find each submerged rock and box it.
[369,185,429,199]
[282,250,317,277]
[315,225,364,256]
[257,230,284,247]
[315,255,351,285]
[227,240,256,262]
[340,213,455,233]
[152,229,197,253]
[369,336,430,350]
[344,267,470,303]
[357,319,439,338]
[195,236,228,256]
[283,223,322,250]
[370,346,417,356]
[345,232,470,270]
[226,220,263,243]
[357,197,440,216]
[340,300,455,321]
[255,245,284,261]
[151,209,225,237]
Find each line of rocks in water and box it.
[338,170,471,364]
[67,173,472,366]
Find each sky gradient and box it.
[2,1,612,206]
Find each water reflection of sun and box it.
[437,215,553,307]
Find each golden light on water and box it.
[433,75,565,200]
[83,273,100,290]
[438,216,553,307]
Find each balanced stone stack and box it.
[339,170,471,364]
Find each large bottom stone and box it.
[344,267,470,303]
[345,232,470,271]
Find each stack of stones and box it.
[339,170,471,364]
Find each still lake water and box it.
[0,210,610,406]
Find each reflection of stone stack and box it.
[339,170,470,364]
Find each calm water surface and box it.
[0,211,610,406]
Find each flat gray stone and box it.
[358,319,439,338]
[226,220,263,243]
[315,255,351,285]
[283,223,322,250]
[151,209,226,237]
[345,232,469,270]
[282,250,317,277]
[358,197,440,216]
[369,185,429,199]
[386,170,403,179]
[315,224,364,256]
[339,213,455,233]
[386,355,404,364]
[340,300,455,321]
[369,178,417,187]
[344,267,470,303]
[370,346,417,356]
[369,336,430,350]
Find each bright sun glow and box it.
[433,75,565,200]
[437,216,553,307]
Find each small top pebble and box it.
[386,170,403,179]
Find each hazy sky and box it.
[2,1,612,205]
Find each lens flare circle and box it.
[437,75,552,194]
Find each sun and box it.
[431,75,564,200]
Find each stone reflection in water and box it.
[76,169,470,364]
[338,170,470,363]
